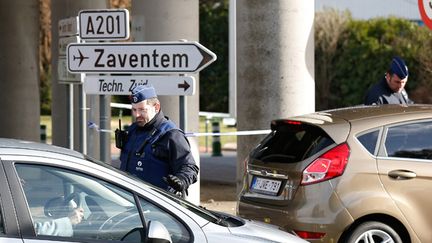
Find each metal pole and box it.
[229,0,237,119]
[68,84,74,149]
[100,95,111,162]
[205,118,209,153]
[179,96,186,131]
[79,80,87,154]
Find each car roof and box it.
[320,104,432,121]
[287,104,432,124]
[276,105,432,144]
[0,138,84,159]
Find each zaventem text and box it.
[94,49,189,68]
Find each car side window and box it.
[385,121,432,160]
[357,130,379,155]
[139,197,190,243]
[15,164,143,242]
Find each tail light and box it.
[301,143,350,185]
[294,230,326,240]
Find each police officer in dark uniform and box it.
[117,85,199,196]
[364,56,414,105]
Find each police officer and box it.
[364,56,414,105]
[118,85,199,195]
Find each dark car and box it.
[238,105,432,243]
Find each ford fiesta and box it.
[238,105,432,243]
[0,138,305,243]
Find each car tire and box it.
[347,221,402,243]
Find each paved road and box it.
[199,151,237,184]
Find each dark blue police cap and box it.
[390,56,408,79]
[130,85,157,103]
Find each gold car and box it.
[238,105,432,243]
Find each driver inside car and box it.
[19,178,85,237]
[34,207,84,237]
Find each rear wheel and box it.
[347,221,402,243]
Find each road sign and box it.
[59,36,79,56]
[419,0,432,30]
[67,41,217,74]
[79,9,130,40]
[58,58,82,83]
[84,75,196,95]
[58,17,79,37]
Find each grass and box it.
[40,115,237,150]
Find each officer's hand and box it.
[165,174,186,192]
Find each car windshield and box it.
[84,155,225,224]
[250,120,335,163]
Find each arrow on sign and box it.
[84,75,196,96]
[67,41,216,74]
[178,80,191,91]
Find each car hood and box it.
[201,212,307,242]
[228,219,307,243]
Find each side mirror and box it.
[147,221,172,243]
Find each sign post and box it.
[65,9,217,181]
[58,17,80,151]
[77,9,130,162]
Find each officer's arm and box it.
[165,130,199,187]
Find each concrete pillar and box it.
[51,0,108,155]
[131,0,200,204]
[0,0,40,141]
[236,0,315,191]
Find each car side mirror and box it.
[147,221,172,243]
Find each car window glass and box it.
[251,121,335,163]
[357,130,379,155]
[385,121,432,159]
[139,197,190,243]
[15,164,143,242]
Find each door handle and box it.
[388,170,416,180]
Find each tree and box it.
[199,0,229,112]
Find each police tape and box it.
[88,121,271,136]
[87,121,112,133]
[184,130,271,137]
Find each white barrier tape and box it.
[88,120,270,136]
[185,130,271,137]
[87,121,112,133]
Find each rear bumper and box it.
[237,194,354,242]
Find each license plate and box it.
[251,177,282,195]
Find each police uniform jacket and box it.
[119,110,199,190]
[364,77,413,105]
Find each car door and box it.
[6,162,146,243]
[3,157,200,243]
[377,119,432,242]
[0,160,24,243]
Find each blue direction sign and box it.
[67,41,217,74]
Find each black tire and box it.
[347,221,402,243]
